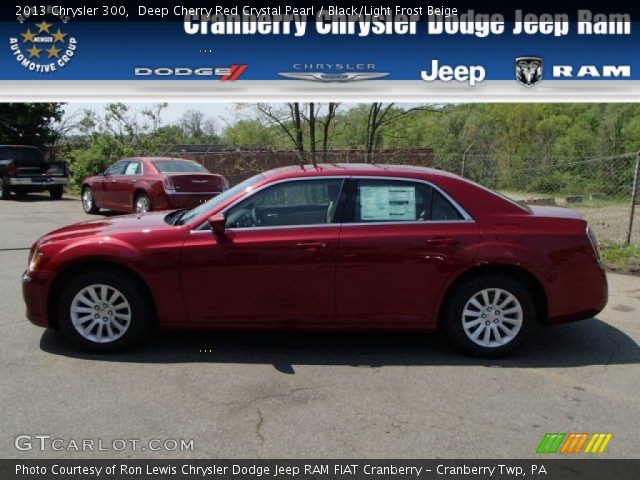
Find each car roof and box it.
[128,157,199,163]
[262,163,460,180]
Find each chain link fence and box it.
[431,151,640,248]
[171,148,640,248]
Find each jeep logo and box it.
[420,60,486,86]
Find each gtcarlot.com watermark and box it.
[15,434,194,452]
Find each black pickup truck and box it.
[0,145,69,200]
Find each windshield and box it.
[0,147,43,163]
[175,173,266,226]
[153,160,208,173]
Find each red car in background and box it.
[81,157,229,214]
[23,164,607,356]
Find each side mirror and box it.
[208,213,226,234]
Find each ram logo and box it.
[516,57,543,87]
[552,65,631,78]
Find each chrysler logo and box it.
[278,71,390,82]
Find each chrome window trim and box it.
[191,175,474,233]
[168,191,222,196]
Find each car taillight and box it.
[586,225,601,261]
[163,177,176,193]
[7,162,16,176]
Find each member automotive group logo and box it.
[9,12,77,74]
[516,57,543,87]
[134,65,247,80]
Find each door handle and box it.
[426,237,460,246]
[296,241,327,250]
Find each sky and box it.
[62,103,240,133]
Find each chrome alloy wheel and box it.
[70,284,132,343]
[135,195,150,213]
[461,288,523,348]
[82,189,93,211]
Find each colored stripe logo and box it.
[537,433,566,453]
[537,433,613,454]
[221,64,247,81]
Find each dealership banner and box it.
[0,1,639,100]
[3,459,640,479]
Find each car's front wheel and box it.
[443,275,536,357]
[57,270,152,352]
[81,187,99,214]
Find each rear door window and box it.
[347,179,463,223]
[124,161,141,175]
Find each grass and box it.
[600,241,640,275]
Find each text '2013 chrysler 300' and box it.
[22,164,608,356]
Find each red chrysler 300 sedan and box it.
[23,164,607,356]
[81,157,229,214]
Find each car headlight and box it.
[28,251,44,272]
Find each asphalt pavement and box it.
[1,194,639,459]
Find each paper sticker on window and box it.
[360,185,416,221]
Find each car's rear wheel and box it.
[81,187,99,214]
[57,270,152,352]
[49,185,63,200]
[134,193,151,213]
[0,178,9,200]
[443,275,536,357]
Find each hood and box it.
[36,211,174,246]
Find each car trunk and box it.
[167,173,225,193]
[529,205,583,220]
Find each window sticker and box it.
[360,186,416,221]
[124,162,139,175]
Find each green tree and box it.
[222,119,279,149]
[0,103,64,149]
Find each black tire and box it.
[57,269,153,353]
[49,185,64,200]
[0,178,9,200]
[134,192,152,213]
[81,187,99,214]
[443,275,537,357]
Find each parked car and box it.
[80,157,229,214]
[23,164,607,356]
[0,145,69,200]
